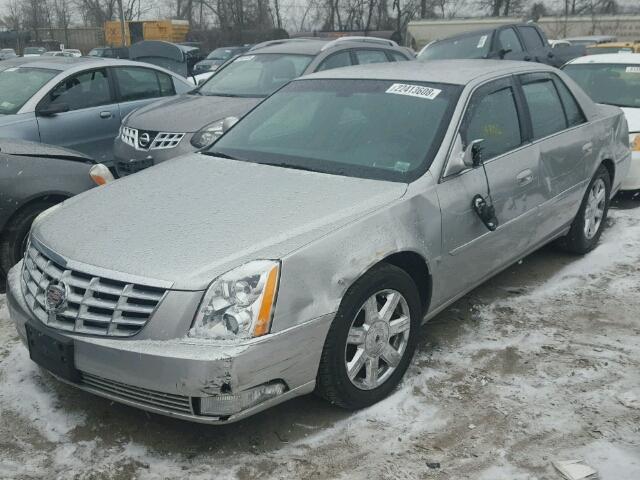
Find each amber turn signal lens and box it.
[89,164,115,186]
[254,265,279,337]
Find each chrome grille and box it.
[21,244,166,337]
[81,372,193,414]
[120,126,184,150]
[151,132,185,150]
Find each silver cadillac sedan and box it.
[7,60,630,424]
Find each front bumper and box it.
[113,135,198,177]
[7,264,333,424]
[621,151,640,191]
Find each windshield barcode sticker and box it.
[235,55,255,62]
[386,83,441,100]
[477,35,488,48]
[625,66,640,73]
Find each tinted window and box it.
[210,79,461,182]
[157,71,176,96]
[43,69,112,111]
[199,53,313,97]
[553,77,586,127]
[115,67,172,102]
[463,85,522,159]
[354,49,389,65]
[391,51,409,61]
[0,67,58,114]
[498,28,523,53]
[521,78,566,139]
[419,33,492,60]
[562,63,640,108]
[316,51,352,72]
[518,26,544,49]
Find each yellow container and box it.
[104,20,189,46]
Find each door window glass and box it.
[114,67,171,102]
[498,28,523,53]
[157,71,176,96]
[553,76,586,127]
[43,69,111,111]
[518,26,544,49]
[521,79,567,139]
[391,51,409,61]
[354,49,389,65]
[463,86,522,160]
[316,51,352,72]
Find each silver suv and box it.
[113,37,412,176]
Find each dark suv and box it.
[113,37,412,176]
[418,24,584,68]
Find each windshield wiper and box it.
[599,101,634,108]
[263,162,327,174]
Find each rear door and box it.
[112,66,177,120]
[517,72,591,237]
[36,68,120,164]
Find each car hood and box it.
[32,154,407,290]
[621,107,640,133]
[125,94,262,133]
[0,138,93,161]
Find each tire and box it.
[316,263,422,409]
[0,201,57,275]
[560,165,611,255]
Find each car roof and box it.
[302,59,555,86]
[567,53,640,64]
[249,38,403,56]
[0,56,186,74]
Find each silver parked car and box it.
[113,37,412,176]
[0,57,193,165]
[7,60,630,424]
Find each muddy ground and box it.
[1,197,639,480]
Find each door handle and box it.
[99,111,112,119]
[582,142,593,155]
[516,169,534,186]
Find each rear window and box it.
[419,33,492,61]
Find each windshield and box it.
[0,67,58,114]
[88,48,104,57]
[206,48,237,60]
[419,33,492,61]
[563,63,640,108]
[24,47,43,55]
[198,53,313,97]
[208,79,461,182]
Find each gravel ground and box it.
[1,197,639,480]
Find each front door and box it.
[36,68,121,164]
[435,77,542,302]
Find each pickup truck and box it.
[418,23,585,68]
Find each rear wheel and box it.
[560,165,611,254]
[316,263,422,409]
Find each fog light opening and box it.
[197,381,288,417]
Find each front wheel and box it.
[316,263,422,409]
[560,165,611,254]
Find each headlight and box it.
[190,119,226,149]
[189,260,280,340]
[630,133,640,152]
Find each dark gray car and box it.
[0,140,101,291]
[193,46,250,75]
[113,37,412,176]
[0,57,193,166]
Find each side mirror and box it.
[37,103,70,117]
[498,48,512,59]
[222,116,239,133]
[463,139,484,168]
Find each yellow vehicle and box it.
[105,20,189,47]
[587,42,640,55]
